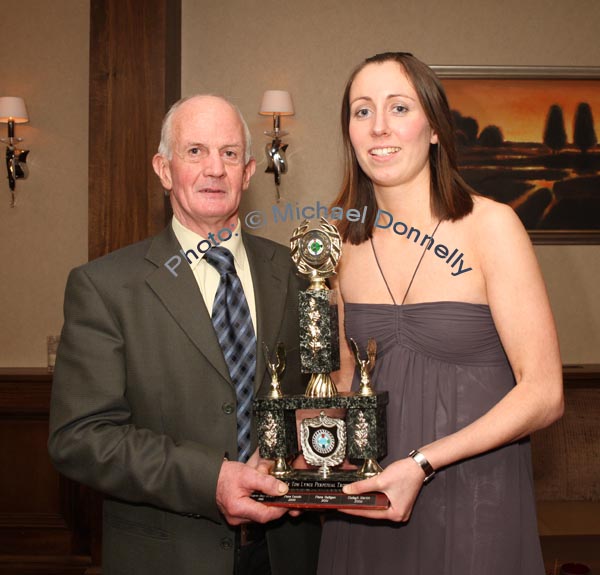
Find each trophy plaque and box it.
[252,218,389,509]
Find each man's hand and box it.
[216,459,289,525]
[250,449,277,475]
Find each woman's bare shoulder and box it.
[469,195,524,231]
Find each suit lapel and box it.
[144,227,291,393]
[243,233,289,392]
[144,227,232,386]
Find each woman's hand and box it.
[340,458,426,521]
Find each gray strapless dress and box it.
[317,301,545,574]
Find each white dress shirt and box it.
[171,216,257,332]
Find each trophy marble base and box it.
[253,391,389,509]
[250,470,390,509]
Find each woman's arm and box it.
[419,202,563,467]
[342,201,564,521]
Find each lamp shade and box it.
[259,90,294,115]
[0,97,29,123]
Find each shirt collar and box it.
[171,215,245,272]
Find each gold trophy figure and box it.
[263,342,286,399]
[350,337,377,397]
[349,338,383,477]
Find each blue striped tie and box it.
[204,246,256,462]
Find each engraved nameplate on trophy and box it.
[252,218,389,509]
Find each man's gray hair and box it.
[157,94,253,163]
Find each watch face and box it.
[310,427,337,457]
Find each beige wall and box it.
[0,0,89,367]
[182,0,600,364]
[1,0,598,366]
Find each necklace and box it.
[370,219,442,305]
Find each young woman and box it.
[317,52,563,574]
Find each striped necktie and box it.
[204,246,256,462]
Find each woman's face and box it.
[348,61,438,191]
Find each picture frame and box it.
[433,66,600,244]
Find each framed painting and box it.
[434,66,600,244]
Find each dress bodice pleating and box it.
[345,301,507,366]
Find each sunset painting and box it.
[441,75,600,241]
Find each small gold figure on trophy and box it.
[349,338,377,397]
[263,342,286,399]
[349,337,382,477]
[261,342,292,476]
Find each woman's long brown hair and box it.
[334,52,476,244]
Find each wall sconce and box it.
[259,90,294,198]
[0,96,30,207]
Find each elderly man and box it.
[48,95,320,575]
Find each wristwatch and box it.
[409,449,436,483]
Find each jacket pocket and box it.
[104,500,169,540]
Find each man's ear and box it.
[152,154,172,190]
[242,158,256,190]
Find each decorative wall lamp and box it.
[0,96,30,207]
[259,90,294,198]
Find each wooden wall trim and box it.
[88,0,181,261]
[0,369,51,415]
[562,363,600,387]
[0,513,68,530]
[0,556,91,575]
[0,370,93,566]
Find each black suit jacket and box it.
[48,226,320,575]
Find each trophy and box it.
[252,218,389,509]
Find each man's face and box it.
[153,96,255,234]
